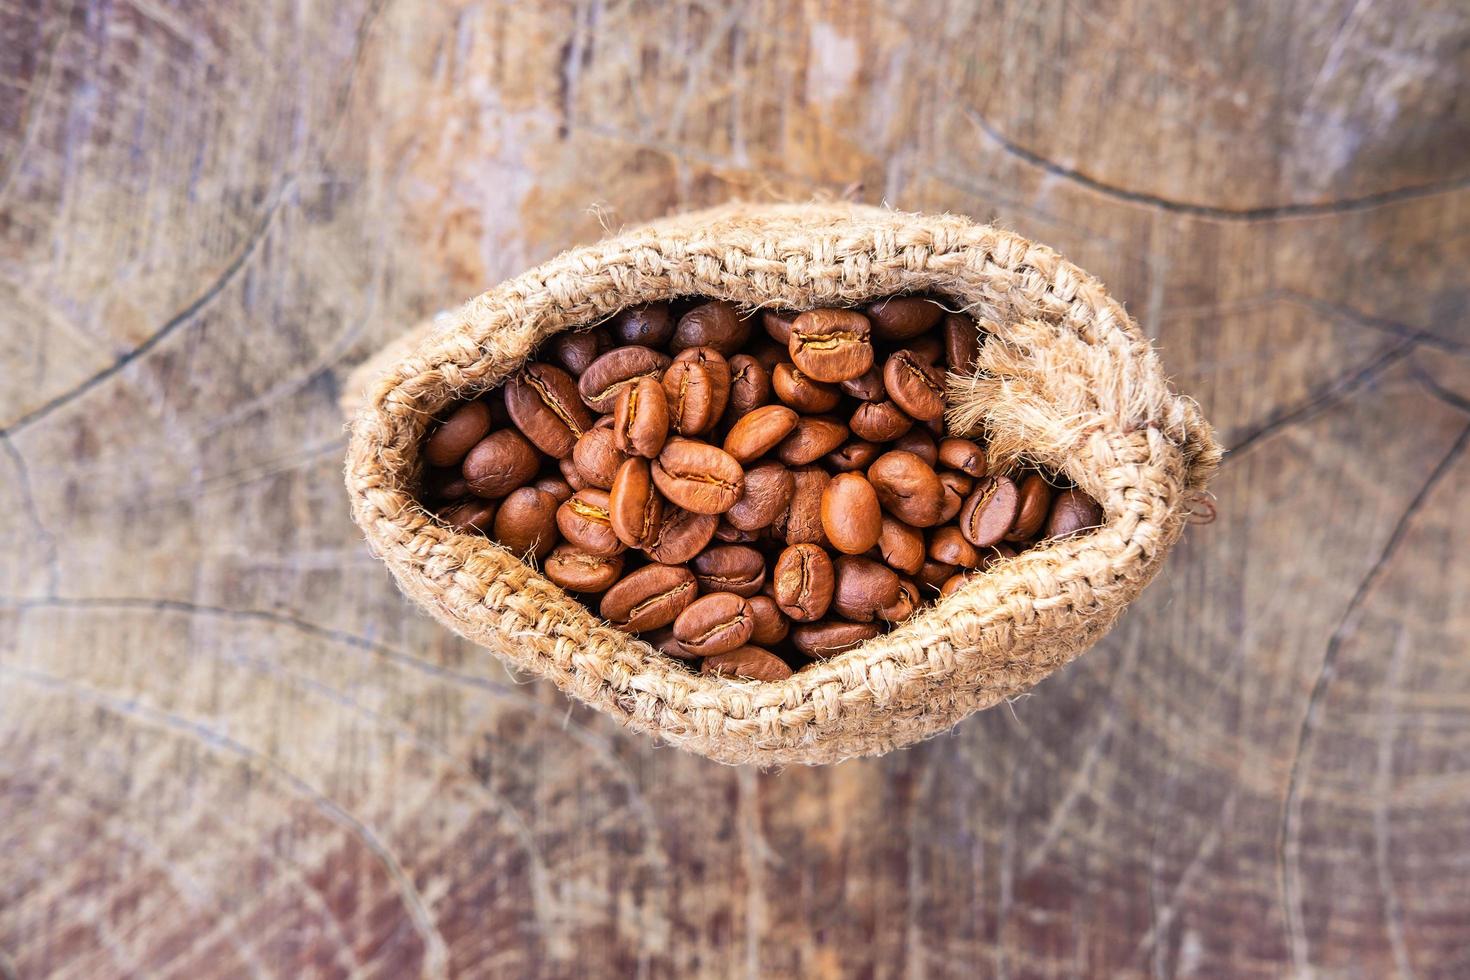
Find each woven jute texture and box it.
[344,202,1220,766]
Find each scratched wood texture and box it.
[3,1,1469,977]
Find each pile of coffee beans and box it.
[421,297,1102,681]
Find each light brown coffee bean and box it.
[776,416,850,467]
[771,362,841,413]
[850,400,914,442]
[556,488,624,556]
[662,347,731,436]
[579,346,671,413]
[652,438,745,514]
[821,472,882,555]
[1007,473,1054,540]
[544,545,624,592]
[533,475,574,502]
[937,438,986,477]
[761,309,797,345]
[937,470,972,523]
[894,428,938,465]
[506,363,594,458]
[1045,488,1103,539]
[943,312,983,371]
[839,366,886,402]
[725,463,794,531]
[958,476,1020,548]
[441,498,497,533]
[883,350,947,422]
[876,515,925,576]
[867,296,943,340]
[929,526,979,568]
[702,646,792,681]
[600,563,698,632]
[612,376,669,458]
[773,543,834,622]
[691,545,766,598]
[644,507,719,564]
[867,451,945,527]
[724,404,799,463]
[550,328,612,377]
[463,430,540,499]
[791,620,881,658]
[824,440,882,472]
[789,308,874,382]
[832,555,901,622]
[426,401,493,467]
[674,592,755,656]
[940,571,981,598]
[572,426,628,490]
[673,301,750,355]
[493,487,561,559]
[611,303,675,347]
[916,559,956,590]
[879,578,920,622]
[609,457,665,549]
[726,354,772,420]
[785,466,831,545]
[746,595,790,646]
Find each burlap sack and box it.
[343,202,1220,766]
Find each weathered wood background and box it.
[3,1,1469,976]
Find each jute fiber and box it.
[344,202,1220,766]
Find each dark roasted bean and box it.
[943,312,983,371]
[674,592,754,656]
[612,376,670,458]
[929,526,979,568]
[702,646,792,681]
[880,578,920,622]
[776,416,849,466]
[691,545,766,598]
[746,595,790,646]
[463,430,540,499]
[725,463,794,531]
[611,303,675,347]
[958,476,1020,548]
[426,401,493,467]
[550,327,612,376]
[867,296,943,340]
[916,559,956,590]
[442,498,498,534]
[572,425,628,490]
[506,363,594,458]
[1007,473,1054,540]
[662,347,731,436]
[493,487,561,559]
[893,428,938,466]
[673,301,750,355]
[784,466,830,545]
[877,515,926,576]
[600,563,698,632]
[579,346,671,413]
[726,354,772,420]
[849,400,914,442]
[882,350,947,422]
[645,507,719,564]
[761,309,797,345]
[839,365,886,402]
[832,555,901,622]
[824,440,882,472]
[937,470,972,523]
[533,475,575,502]
[937,438,986,477]
[1046,488,1103,539]
[791,620,881,658]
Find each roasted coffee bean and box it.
[559,456,587,491]
[773,543,834,622]
[940,571,981,598]
[867,451,945,527]
[883,350,947,422]
[652,438,744,514]
[663,347,731,436]
[442,498,498,533]
[937,470,972,523]
[691,545,766,598]
[839,366,887,402]
[749,338,789,372]
[789,308,874,382]
[850,400,914,442]
[533,475,575,502]
[929,526,979,568]
[747,595,790,646]
[909,335,945,365]
[867,296,944,340]
[776,416,849,466]
[725,463,794,531]
[761,309,796,345]
[876,515,926,576]
[791,620,881,658]
[937,438,986,477]
[715,520,762,543]
[943,312,983,371]
[674,592,755,656]
[1046,488,1102,539]
[612,376,670,458]
[426,401,493,467]
[643,626,693,660]
[609,457,664,549]
[832,555,901,622]
[600,563,698,632]
[556,488,624,556]
[822,473,882,555]
[702,646,792,681]
[645,507,719,564]
[673,301,750,355]
[579,346,671,413]
[550,328,612,376]
[572,426,628,490]
[894,428,938,465]
[463,430,540,498]
[980,542,1018,568]
[424,466,471,502]
[506,363,594,458]
[1007,474,1054,540]
[726,354,772,419]
[493,487,561,559]
[611,303,675,347]
[724,404,799,464]
[958,476,1020,548]
[772,362,841,413]
[824,440,882,472]
[880,578,920,622]
[544,545,624,592]
[784,466,830,545]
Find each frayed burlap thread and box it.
[344,203,1220,766]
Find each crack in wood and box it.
[0,432,58,596]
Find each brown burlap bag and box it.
[343,202,1220,766]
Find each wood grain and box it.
[3,0,1469,976]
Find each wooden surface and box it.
[3,1,1469,976]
